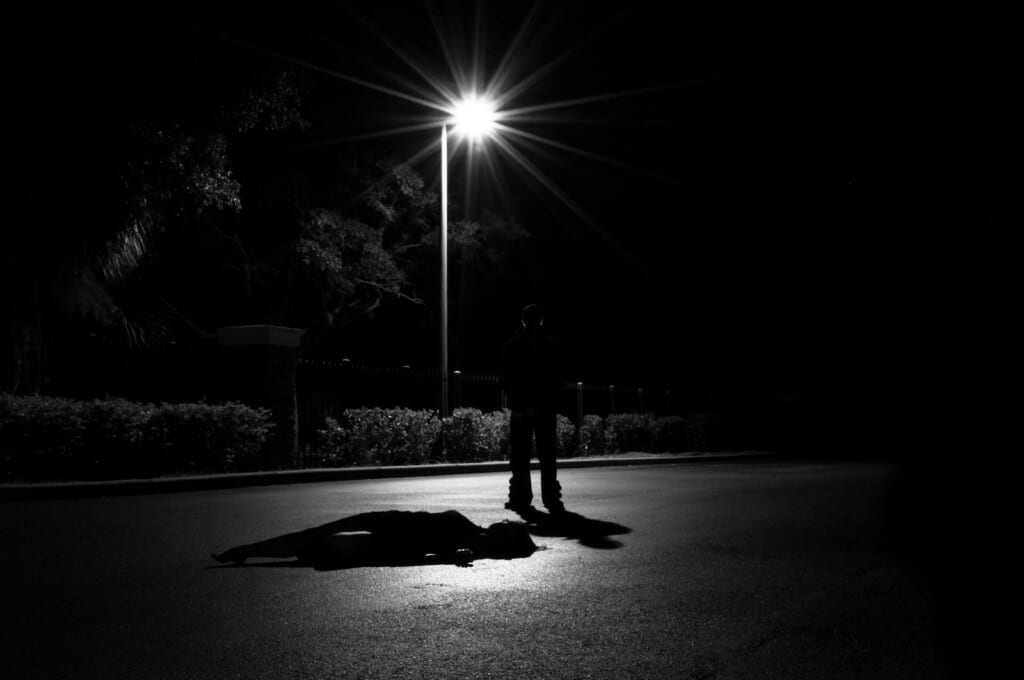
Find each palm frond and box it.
[97,199,159,284]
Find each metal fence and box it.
[5,337,686,451]
[9,339,220,405]
[296,358,679,449]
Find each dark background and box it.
[8,3,1018,452]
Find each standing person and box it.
[500,304,566,513]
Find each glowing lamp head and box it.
[450,94,497,142]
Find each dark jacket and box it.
[500,328,564,410]
[302,510,485,566]
[351,510,484,556]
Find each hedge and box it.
[605,413,653,453]
[443,408,509,462]
[1,393,723,482]
[0,393,272,481]
[578,414,607,456]
[312,408,722,466]
[316,408,443,467]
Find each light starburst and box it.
[230,2,692,251]
[448,94,498,143]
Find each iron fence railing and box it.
[295,358,679,447]
[3,337,688,453]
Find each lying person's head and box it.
[479,520,538,558]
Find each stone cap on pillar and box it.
[217,325,304,348]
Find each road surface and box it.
[1,460,962,679]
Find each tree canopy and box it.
[5,20,531,370]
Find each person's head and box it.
[480,520,538,558]
[521,304,544,331]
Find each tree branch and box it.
[354,278,424,305]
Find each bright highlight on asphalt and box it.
[449,94,498,142]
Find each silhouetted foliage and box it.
[443,408,510,462]
[578,414,607,456]
[651,415,689,452]
[311,407,725,469]
[316,408,443,466]
[4,23,528,395]
[0,393,271,481]
[605,413,654,453]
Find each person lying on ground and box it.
[211,509,539,568]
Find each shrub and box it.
[315,408,441,466]
[0,393,88,453]
[143,401,272,474]
[0,394,160,479]
[651,415,689,452]
[315,408,587,465]
[79,398,153,477]
[1,393,90,480]
[555,414,579,457]
[307,406,729,470]
[578,414,607,456]
[314,417,359,467]
[687,412,722,451]
[0,393,272,481]
[442,408,509,462]
[605,412,654,453]
[477,409,510,460]
[443,408,485,462]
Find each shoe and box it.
[453,548,474,566]
[544,502,566,515]
[211,550,245,565]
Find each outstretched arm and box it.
[212,527,317,564]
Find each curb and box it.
[0,451,776,501]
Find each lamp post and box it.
[440,123,449,418]
[439,94,497,417]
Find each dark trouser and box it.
[225,513,377,561]
[508,406,561,507]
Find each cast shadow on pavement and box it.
[205,509,541,572]
[510,507,631,549]
[205,553,464,572]
[204,508,626,572]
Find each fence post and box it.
[217,325,303,469]
[576,381,584,430]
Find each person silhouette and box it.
[211,510,538,568]
[500,303,566,513]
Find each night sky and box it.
[10,3,1017,442]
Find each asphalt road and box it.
[0,460,967,679]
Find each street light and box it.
[439,94,498,417]
[450,95,498,142]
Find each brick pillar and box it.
[216,325,303,469]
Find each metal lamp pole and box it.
[440,124,449,418]
[438,95,496,418]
